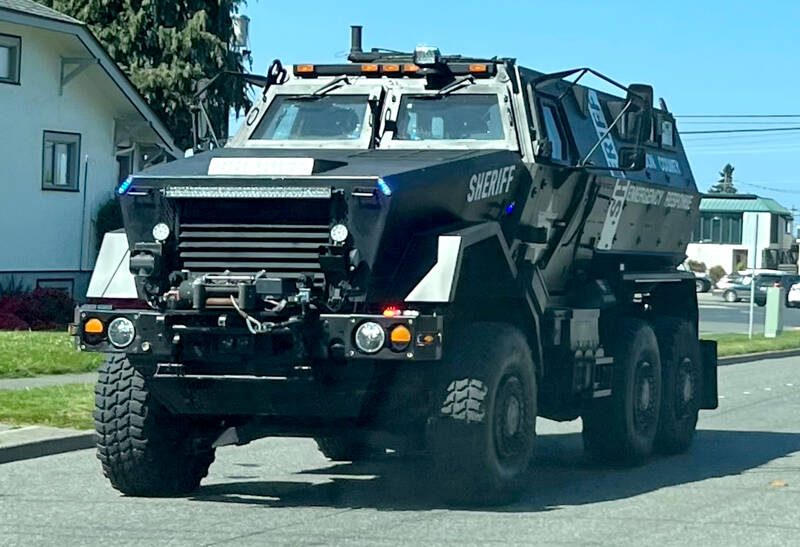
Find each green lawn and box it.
[0,331,103,378]
[706,330,800,357]
[0,383,94,430]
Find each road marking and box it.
[787,383,794,387]
[764,387,772,391]
[743,391,752,395]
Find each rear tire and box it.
[583,318,662,464]
[94,355,216,496]
[652,319,701,454]
[428,323,537,505]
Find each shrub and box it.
[735,261,747,272]
[15,289,74,330]
[0,313,29,331]
[709,265,727,286]
[686,260,707,273]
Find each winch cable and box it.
[230,296,275,335]
[229,296,302,335]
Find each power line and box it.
[682,126,800,135]
[676,114,800,118]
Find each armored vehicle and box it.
[75,27,717,503]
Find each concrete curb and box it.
[0,426,95,464]
[718,348,800,366]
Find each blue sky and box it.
[236,0,800,213]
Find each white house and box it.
[0,0,179,298]
[686,194,796,274]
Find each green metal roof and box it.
[699,194,792,216]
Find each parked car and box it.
[753,273,800,307]
[678,262,712,292]
[788,283,800,308]
[720,275,753,303]
[715,272,743,293]
[720,272,800,306]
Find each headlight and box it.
[330,223,349,243]
[108,317,136,348]
[354,321,385,354]
[152,222,171,242]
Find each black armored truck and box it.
[75,27,717,503]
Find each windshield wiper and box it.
[436,75,475,97]
[294,75,350,100]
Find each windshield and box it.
[394,94,505,141]
[251,95,369,141]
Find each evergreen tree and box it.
[708,163,737,194]
[42,1,248,150]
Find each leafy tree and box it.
[708,163,737,194]
[42,1,248,150]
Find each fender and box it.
[405,222,545,371]
[85,230,138,299]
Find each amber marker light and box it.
[84,318,104,335]
[403,64,420,73]
[382,64,400,73]
[362,64,380,73]
[469,64,489,73]
[390,325,412,351]
[295,64,315,73]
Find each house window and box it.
[692,213,743,244]
[42,131,81,191]
[0,34,21,84]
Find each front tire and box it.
[583,318,662,464]
[723,290,739,303]
[428,323,537,504]
[94,355,216,496]
[653,319,701,454]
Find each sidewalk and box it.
[0,372,97,391]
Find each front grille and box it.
[178,223,328,283]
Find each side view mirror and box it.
[619,84,653,144]
[616,84,653,170]
[618,146,646,170]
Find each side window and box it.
[0,34,21,85]
[42,131,81,191]
[541,103,566,162]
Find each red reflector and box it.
[382,307,400,318]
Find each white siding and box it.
[0,23,122,275]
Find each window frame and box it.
[536,98,572,165]
[41,130,81,192]
[0,33,21,85]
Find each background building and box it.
[686,194,797,274]
[0,0,179,298]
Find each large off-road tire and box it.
[94,355,216,496]
[653,318,701,454]
[314,436,381,462]
[428,323,537,505]
[583,318,662,464]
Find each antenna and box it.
[350,25,363,58]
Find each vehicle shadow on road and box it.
[191,429,800,511]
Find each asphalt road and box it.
[2,356,800,546]
[698,292,800,334]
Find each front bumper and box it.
[72,306,443,364]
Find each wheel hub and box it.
[675,357,696,418]
[493,375,530,465]
[633,360,657,434]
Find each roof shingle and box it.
[0,0,82,25]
